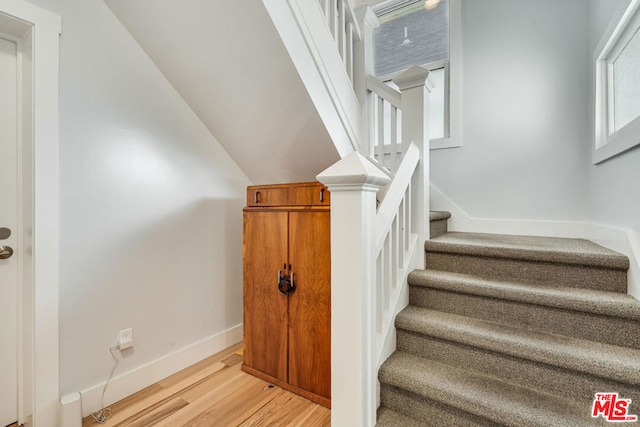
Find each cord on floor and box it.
[90,345,120,424]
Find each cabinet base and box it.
[241,364,331,409]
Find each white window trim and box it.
[430,0,461,150]
[374,0,462,150]
[593,0,640,164]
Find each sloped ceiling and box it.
[105,0,339,184]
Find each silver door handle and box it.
[0,245,13,259]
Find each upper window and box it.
[372,0,460,148]
[373,0,448,78]
[594,0,640,163]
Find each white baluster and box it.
[376,96,384,163]
[390,104,398,172]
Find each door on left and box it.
[0,34,19,427]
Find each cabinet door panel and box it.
[288,211,331,399]
[243,211,289,381]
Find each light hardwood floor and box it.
[82,343,330,426]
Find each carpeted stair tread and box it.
[376,407,426,427]
[396,306,640,385]
[408,269,640,320]
[379,351,610,427]
[429,211,451,222]
[426,232,629,269]
[429,211,451,238]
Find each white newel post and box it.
[317,152,390,427]
[392,66,433,268]
[354,6,379,157]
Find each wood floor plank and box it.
[82,384,165,427]
[84,361,228,426]
[238,392,320,426]
[177,362,245,403]
[181,380,285,426]
[119,397,189,427]
[82,343,331,427]
[221,353,243,367]
[300,405,332,427]
[158,342,242,388]
[156,371,266,426]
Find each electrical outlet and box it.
[118,327,133,350]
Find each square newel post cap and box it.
[317,151,391,192]
[392,65,434,92]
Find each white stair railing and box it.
[262,0,363,155]
[267,1,433,425]
[317,0,361,86]
[366,75,403,173]
[374,143,419,362]
[318,66,432,427]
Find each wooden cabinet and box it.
[246,181,330,207]
[242,182,331,408]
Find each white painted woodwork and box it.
[374,144,420,367]
[354,6,379,156]
[587,0,640,302]
[430,181,640,301]
[263,0,363,155]
[0,3,61,425]
[366,74,403,171]
[318,0,360,86]
[593,0,640,164]
[317,151,390,427]
[318,59,431,424]
[0,34,18,427]
[393,66,432,256]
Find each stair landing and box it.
[424,232,629,293]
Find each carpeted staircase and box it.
[377,212,640,426]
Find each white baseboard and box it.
[430,184,640,301]
[77,324,243,418]
[587,224,640,301]
[430,184,587,238]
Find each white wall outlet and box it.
[118,327,133,350]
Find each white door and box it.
[0,34,19,427]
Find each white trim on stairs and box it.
[430,184,588,238]
[588,224,640,301]
[262,0,362,157]
[431,184,640,301]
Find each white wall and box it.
[23,0,250,400]
[431,0,590,223]
[587,0,640,298]
[104,0,341,186]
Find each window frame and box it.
[373,0,461,150]
[594,0,640,164]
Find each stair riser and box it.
[425,252,627,293]
[409,286,640,350]
[430,219,448,238]
[380,385,499,427]
[397,329,640,405]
